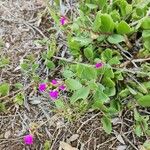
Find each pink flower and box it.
[49,90,59,100]
[38,83,47,92]
[23,134,33,145]
[60,16,68,25]
[95,62,104,69]
[59,85,66,91]
[51,79,58,85]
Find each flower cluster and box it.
[60,16,68,25]
[24,134,33,145]
[95,62,104,69]
[38,79,66,100]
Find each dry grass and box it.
[0,0,147,150]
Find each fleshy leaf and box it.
[108,34,125,44]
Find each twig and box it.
[122,133,138,150]
[97,137,116,148]
[53,55,150,76]
[53,56,91,67]
[33,114,60,133]
[0,114,19,118]
[116,44,132,59]
[0,136,23,141]
[112,67,150,77]
[50,129,61,150]
[127,73,148,93]
[77,112,101,133]
[116,44,138,68]
[132,57,150,63]
[120,57,150,67]
[25,22,47,38]
[124,35,132,49]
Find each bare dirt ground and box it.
[0,0,146,150]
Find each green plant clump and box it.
[40,0,150,135]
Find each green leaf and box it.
[14,93,24,105]
[63,70,74,78]
[67,37,81,55]
[97,0,107,9]
[127,86,137,95]
[100,14,114,32]
[93,11,101,31]
[0,103,6,112]
[108,57,120,65]
[115,71,124,80]
[86,3,98,9]
[101,49,112,62]
[44,140,51,150]
[101,116,112,134]
[104,67,114,78]
[20,63,30,71]
[84,45,94,61]
[77,64,97,80]
[142,30,150,38]
[32,63,39,72]
[55,99,65,109]
[70,87,90,104]
[14,83,23,89]
[110,10,120,22]
[125,4,132,16]
[143,81,150,90]
[104,87,116,97]
[137,94,150,107]
[108,34,125,44]
[134,109,141,121]
[73,37,92,46]
[135,123,143,137]
[102,77,115,87]
[47,48,55,59]
[117,21,131,34]
[97,35,107,42]
[88,80,98,91]
[141,17,150,29]
[0,57,9,68]
[119,88,130,97]
[65,79,82,91]
[92,100,104,110]
[144,141,150,149]
[110,100,121,112]
[0,83,10,97]
[144,39,150,50]
[115,0,132,17]
[94,89,110,103]
[45,60,55,69]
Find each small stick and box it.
[132,57,150,63]
[122,133,138,150]
[97,137,116,148]
[116,44,138,68]
[76,112,101,133]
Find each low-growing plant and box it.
[20,54,40,82]
[40,0,150,135]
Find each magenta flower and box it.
[49,90,59,100]
[23,134,33,145]
[95,62,104,69]
[60,16,68,25]
[59,85,66,91]
[38,83,47,92]
[51,79,58,85]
